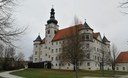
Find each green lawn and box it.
[11,68,128,78]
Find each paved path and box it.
[83,75,128,78]
[82,77,113,78]
[119,75,128,78]
[0,69,24,78]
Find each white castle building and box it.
[33,8,111,70]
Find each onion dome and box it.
[47,8,58,25]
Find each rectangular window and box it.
[35,58,37,61]
[68,63,70,66]
[59,41,61,44]
[35,51,37,55]
[59,48,61,52]
[51,49,54,53]
[86,35,89,40]
[47,30,50,34]
[45,46,47,49]
[56,48,58,52]
[56,41,58,45]
[116,67,118,70]
[51,57,53,61]
[45,54,47,56]
[87,53,90,59]
[97,48,99,52]
[123,67,125,70]
[94,47,96,51]
[49,55,50,58]
[87,62,90,66]
[56,57,58,60]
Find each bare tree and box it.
[2,46,16,70]
[120,0,128,14]
[100,43,112,76]
[16,52,24,62]
[0,43,4,66]
[16,52,25,68]
[0,44,4,59]
[58,17,85,78]
[29,54,33,62]
[0,0,26,46]
[111,44,118,77]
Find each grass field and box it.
[11,68,128,78]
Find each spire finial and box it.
[47,0,58,25]
[51,0,54,8]
[52,4,54,8]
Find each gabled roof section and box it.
[52,24,81,41]
[93,32,103,42]
[93,32,100,39]
[115,51,128,63]
[82,21,93,31]
[102,36,110,42]
[34,35,42,42]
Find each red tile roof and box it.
[115,51,128,63]
[52,24,101,41]
[52,24,81,41]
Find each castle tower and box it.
[45,8,59,44]
[33,35,42,62]
[80,20,93,41]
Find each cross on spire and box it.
[51,0,54,8]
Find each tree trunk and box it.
[75,59,78,78]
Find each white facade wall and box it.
[33,34,111,70]
[116,63,128,71]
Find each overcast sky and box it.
[13,0,128,60]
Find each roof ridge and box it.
[59,24,82,31]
